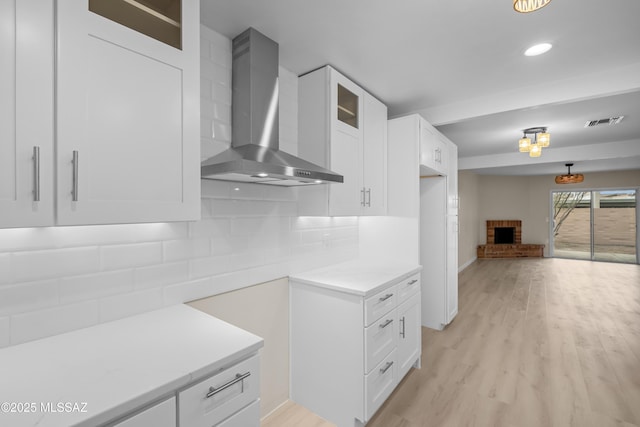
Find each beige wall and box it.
[458,171,480,269]
[458,169,640,260]
[188,277,289,419]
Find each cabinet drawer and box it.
[365,285,397,327]
[364,309,397,373]
[217,399,260,427]
[178,354,259,427]
[112,397,175,427]
[397,273,420,304]
[365,349,397,421]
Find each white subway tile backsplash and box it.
[201,180,232,199]
[189,218,230,238]
[202,24,231,50]
[11,300,99,345]
[98,288,163,323]
[210,236,235,256]
[211,82,232,106]
[12,247,100,282]
[189,255,234,279]
[163,277,214,305]
[199,38,212,62]
[211,62,231,87]
[0,279,58,316]
[201,98,217,120]
[101,242,162,270]
[134,261,189,290]
[0,253,10,284]
[0,317,9,348]
[163,238,211,262]
[292,216,333,230]
[59,270,134,304]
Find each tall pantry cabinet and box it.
[388,114,458,331]
[1,0,200,229]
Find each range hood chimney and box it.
[201,28,343,186]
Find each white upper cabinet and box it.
[1,0,200,229]
[299,66,387,216]
[56,0,200,225]
[420,120,448,176]
[0,1,55,228]
[362,92,388,215]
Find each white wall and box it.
[0,25,359,349]
[457,169,640,260]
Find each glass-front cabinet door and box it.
[89,0,182,49]
[56,0,200,225]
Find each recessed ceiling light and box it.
[524,43,552,56]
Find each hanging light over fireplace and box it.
[555,163,584,184]
[513,0,552,13]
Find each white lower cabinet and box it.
[179,354,260,427]
[112,397,176,427]
[290,269,421,427]
[397,294,421,380]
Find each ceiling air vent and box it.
[584,116,624,127]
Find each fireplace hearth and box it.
[477,220,544,258]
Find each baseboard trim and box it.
[458,257,477,273]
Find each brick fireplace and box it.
[477,220,544,258]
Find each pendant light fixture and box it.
[555,163,585,184]
[518,127,550,157]
[513,0,552,13]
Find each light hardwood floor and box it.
[262,258,640,427]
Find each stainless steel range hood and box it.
[201,28,343,187]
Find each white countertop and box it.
[290,260,421,297]
[0,304,263,427]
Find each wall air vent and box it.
[584,116,624,127]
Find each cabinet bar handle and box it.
[400,316,405,338]
[206,371,251,398]
[33,146,40,202]
[72,150,79,202]
[408,279,418,285]
[366,188,371,207]
[360,188,365,207]
[380,361,393,374]
[379,318,393,329]
[379,293,393,302]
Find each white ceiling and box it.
[200,0,640,176]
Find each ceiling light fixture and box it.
[555,163,584,184]
[513,0,552,13]
[518,127,550,157]
[524,43,553,56]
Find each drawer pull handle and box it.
[407,279,418,285]
[206,371,251,398]
[379,319,393,329]
[379,293,393,302]
[380,361,394,374]
[400,316,405,338]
